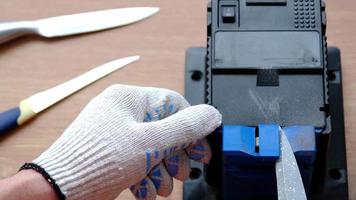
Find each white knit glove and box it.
[28,84,221,200]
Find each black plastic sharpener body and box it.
[183,0,348,199]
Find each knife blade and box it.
[275,127,307,200]
[0,56,139,134]
[0,7,159,44]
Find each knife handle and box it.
[0,107,21,134]
[0,101,36,135]
[0,21,37,44]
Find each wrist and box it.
[0,169,58,200]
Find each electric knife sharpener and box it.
[183,0,349,199]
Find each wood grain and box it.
[0,0,355,199]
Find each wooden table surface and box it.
[0,0,355,199]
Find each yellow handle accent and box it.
[17,100,36,125]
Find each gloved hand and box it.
[23,84,221,200]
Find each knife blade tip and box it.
[142,7,160,17]
[118,55,140,66]
[128,55,140,61]
[151,7,160,13]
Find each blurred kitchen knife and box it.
[0,7,159,44]
[0,56,139,134]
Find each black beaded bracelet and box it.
[20,163,66,200]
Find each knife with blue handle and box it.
[0,56,139,134]
[0,103,34,134]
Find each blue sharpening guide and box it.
[222,124,316,199]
